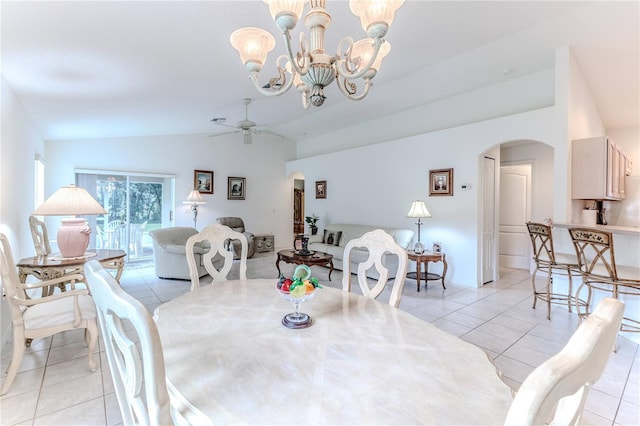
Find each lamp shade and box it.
[183,189,205,205]
[407,200,431,218]
[33,185,107,216]
[351,38,390,72]
[230,27,276,69]
[349,0,404,32]
[32,185,106,258]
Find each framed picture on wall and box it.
[194,170,213,194]
[315,180,327,199]
[227,177,246,200]
[429,168,453,196]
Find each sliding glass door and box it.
[76,170,175,262]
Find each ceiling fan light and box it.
[230,27,276,71]
[349,0,404,38]
[243,129,252,144]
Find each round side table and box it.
[406,251,447,291]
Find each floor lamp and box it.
[183,189,206,229]
[407,200,431,254]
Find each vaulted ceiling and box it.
[2,1,638,143]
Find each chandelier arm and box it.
[280,29,310,76]
[335,37,385,81]
[247,66,295,97]
[300,91,311,109]
[336,76,372,101]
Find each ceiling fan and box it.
[210,98,281,144]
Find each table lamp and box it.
[32,184,107,258]
[183,189,206,229]
[407,200,431,254]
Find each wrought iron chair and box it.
[186,223,248,291]
[569,227,640,333]
[526,222,585,320]
[341,229,409,308]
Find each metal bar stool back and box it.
[526,222,584,320]
[569,228,640,333]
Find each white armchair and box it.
[149,226,224,280]
[0,233,98,395]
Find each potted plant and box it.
[305,214,319,235]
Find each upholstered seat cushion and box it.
[23,294,96,330]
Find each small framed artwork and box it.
[227,177,246,200]
[315,180,327,199]
[429,168,454,196]
[194,170,213,194]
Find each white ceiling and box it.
[1,1,638,143]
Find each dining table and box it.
[153,279,514,425]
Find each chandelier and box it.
[230,0,404,108]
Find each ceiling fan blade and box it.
[211,122,238,130]
[208,129,240,138]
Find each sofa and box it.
[307,224,414,278]
[216,217,256,259]
[149,227,222,280]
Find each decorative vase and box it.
[311,226,318,235]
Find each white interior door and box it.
[482,157,496,284]
[499,164,532,269]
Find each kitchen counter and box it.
[552,223,640,268]
[553,223,640,236]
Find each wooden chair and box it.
[29,215,52,256]
[342,229,409,308]
[186,223,248,291]
[84,260,183,426]
[526,222,585,320]
[504,297,624,425]
[0,233,97,395]
[569,228,640,333]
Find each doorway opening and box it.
[293,179,305,234]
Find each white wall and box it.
[296,69,555,159]
[45,134,298,248]
[287,106,563,287]
[1,77,46,344]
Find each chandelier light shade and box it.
[32,184,107,258]
[183,189,206,229]
[229,0,404,109]
[407,200,432,254]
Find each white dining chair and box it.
[84,260,189,426]
[504,297,624,426]
[29,215,52,256]
[0,233,97,395]
[342,229,409,308]
[185,223,248,291]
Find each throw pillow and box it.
[322,230,342,246]
[332,231,342,246]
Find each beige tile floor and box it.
[1,252,638,425]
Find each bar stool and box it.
[569,228,640,333]
[526,222,585,320]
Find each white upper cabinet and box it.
[572,137,630,200]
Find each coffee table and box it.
[276,249,334,280]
